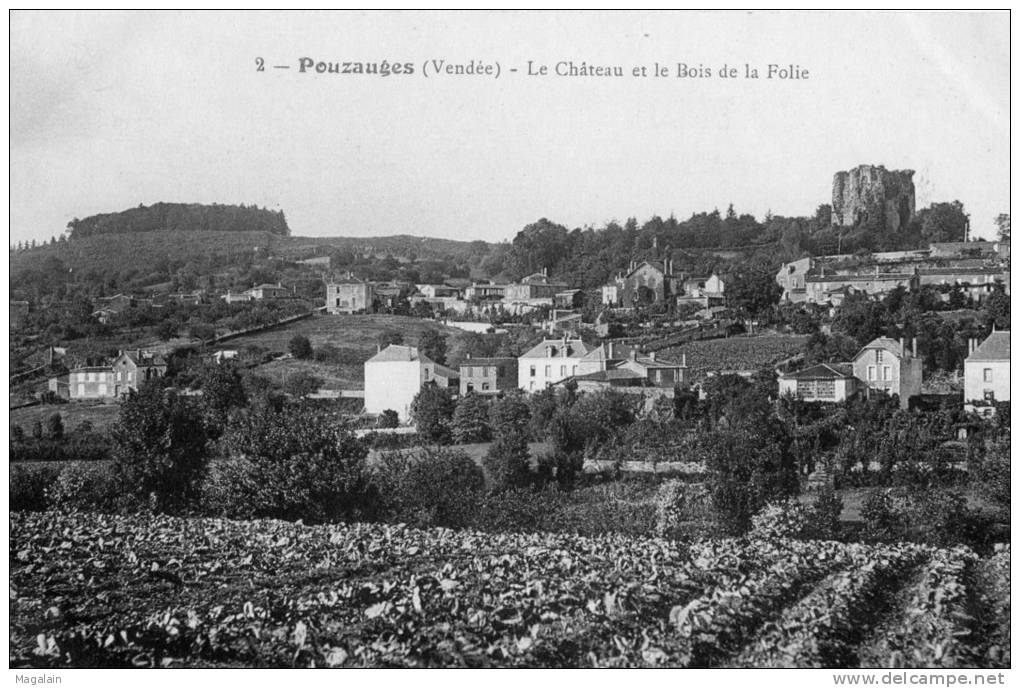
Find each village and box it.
[26,227,1009,424]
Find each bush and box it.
[410,383,455,443]
[371,447,485,529]
[749,492,843,542]
[10,464,60,511]
[288,335,313,359]
[654,480,718,539]
[111,383,211,512]
[49,462,122,512]
[450,394,491,444]
[377,409,400,429]
[483,431,532,490]
[211,406,369,522]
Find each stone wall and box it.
[831,165,915,232]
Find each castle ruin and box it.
[831,165,915,233]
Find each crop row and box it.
[9,510,1000,668]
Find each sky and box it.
[9,10,1011,246]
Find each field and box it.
[10,511,1009,668]
[660,334,808,381]
[10,403,121,434]
[224,314,472,390]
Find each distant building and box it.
[364,344,457,421]
[504,270,569,303]
[778,363,858,403]
[222,291,254,304]
[570,342,687,392]
[458,356,518,396]
[804,270,918,304]
[554,289,584,309]
[518,336,592,391]
[917,267,1007,302]
[963,331,1010,416]
[928,241,999,260]
[247,283,291,300]
[67,349,166,401]
[851,337,923,409]
[327,275,374,314]
[683,273,725,298]
[602,259,681,307]
[415,284,461,299]
[297,255,331,267]
[465,282,506,302]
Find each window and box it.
[876,350,883,363]
[883,366,891,381]
[466,383,474,393]
[77,372,85,382]
[98,383,108,396]
[867,366,876,381]
[544,365,551,377]
[560,365,566,376]
[497,367,504,377]
[87,372,96,383]
[816,380,835,398]
[482,382,490,391]
[796,379,817,397]
[424,368,430,380]
[984,390,995,402]
[76,384,85,397]
[529,382,535,391]
[984,368,993,383]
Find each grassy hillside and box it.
[10,510,1009,668]
[226,313,475,389]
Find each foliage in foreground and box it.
[9,511,1008,668]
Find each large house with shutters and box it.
[963,331,1010,416]
[517,336,592,392]
[602,259,681,308]
[458,356,518,396]
[68,350,167,401]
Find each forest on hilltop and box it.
[64,202,290,239]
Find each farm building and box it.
[778,364,858,403]
[67,349,167,401]
[569,342,687,392]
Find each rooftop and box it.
[781,363,854,380]
[968,331,1010,361]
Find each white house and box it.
[364,345,458,421]
[964,331,1010,416]
[517,336,592,392]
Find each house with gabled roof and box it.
[964,331,1010,416]
[778,363,858,403]
[364,344,458,421]
[568,342,688,392]
[601,258,681,307]
[517,336,592,392]
[851,337,923,408]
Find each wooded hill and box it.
[65,203,290,239]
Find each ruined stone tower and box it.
[831,165,915,233]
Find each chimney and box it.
[542,267,548,277]
[649,351,656,361]
[377,344,381,353]
[466,353,471,359]
[900,337,905,355]
[912,339,917,358]
[607,342,614,359]
[682,353,687,367]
